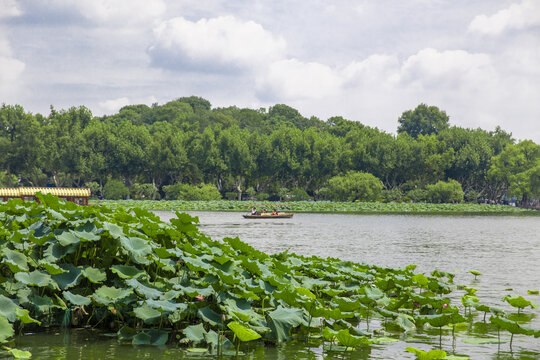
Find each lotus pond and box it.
[93,199,537,215]
[1,197,539,359]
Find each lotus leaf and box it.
[63,291,91,306]
[15,270,54,288]
[0,295,19,322]
[54,230,80,247]
[82,266,106,283]
[267,306,304,342]
[0,316,14,342]
[228,321,261,342]
[132,329,168,345]
[126,278,163,299]
[117,325,137,340]
[39,260,67,275]
[145,299,185,313]
[197,306,224,326]
[119,236,152,261]
[5,347,32,359]
[489,316,534,335]
[182,323,207,344]
[73,222,100,241]
[111,265,146,280]
[405,347,447,359]
[15,307,40,325]
[335,329,371,348]
[102,221,125,239]
[133,303,162,323]
[502,295,538,311]
[2,248,29,272]
[93,285,133,305]
[51,264,82,289]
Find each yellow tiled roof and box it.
[0,187,90,197]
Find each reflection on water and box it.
[12,212,540,359]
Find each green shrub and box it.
[103,179,129,200]
[225,192,238,200]
[163,183,222,200]
[322,171,383,202]
[407,188,428,202]
[84,181,100,198]
[381,188,404,202]
[426,179,464,203]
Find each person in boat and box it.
[272,209,277,215]
[251,207,257,215]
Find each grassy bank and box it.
[91,199,537,215]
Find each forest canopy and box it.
[0,98,538,203]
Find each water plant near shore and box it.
[0,195,539,358]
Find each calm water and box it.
[13,212,540,359]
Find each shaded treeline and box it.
[0,97,538,202]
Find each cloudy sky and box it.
[1,0,539,141]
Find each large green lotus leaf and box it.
[15,270,54,288]
[412,274,429,287]
[111,265,147,280]
[132,331,151,345]
[174,285,214,298]
[145,299,186,313]
[141,329,168,345]
[267,306,304,342]
[221,297,262,322]
[103,222,124,239]
[44,208,67,221]
[54,229,80,247]
[295,287,316,300]
[29,294,60,314]
[63,291,91,306]
[182,323,207,344]
[335,329,370,348]
[160,290,181,301]
[51,264,82,289]
[15,307,41,325]
[119,236,152,260]
[43,243,73,263]
[197,306,224,327]
[2,248,29,272]
[73,222,100,241]
[93,285,133,305]
[82,266,107,283]
[394,313,416,332]
[0,317,14,342]
[0,295,19,322]
[334,297,364,312]
[133,303,162,324]
[227,321,261,342]
[126,278,163,299]
[322,326,338,341]
[183,256,213,273]
[39,260,67,275]
[502,295,538,310]
[405,347,447,360]
[490,316,534,335]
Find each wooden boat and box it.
[243,212,294,219]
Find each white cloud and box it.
[0,35,25,99]
[75,0,166,25]
[469,0,540,35]
[256,59,343,101]
[148,16,286,72]
[0,0,21,18]
[98,97,131,114]
[399,48,496,89]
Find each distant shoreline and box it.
[91,200,538,216]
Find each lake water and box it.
[13,212,540,359]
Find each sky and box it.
[0,0,539,142]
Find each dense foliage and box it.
[93,200,536,215]
[0,197,538,358]
[0,99,538,203]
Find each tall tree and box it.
[397,104,450,138]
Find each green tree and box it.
[397,104,450,138]
[488,140,540,203]
[322,171,383,201]
[103,179,129,200]
[426,179,464,203]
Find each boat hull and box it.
[243,213,294,219]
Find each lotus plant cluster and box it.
[0,194,538,359]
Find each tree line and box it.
[0,97,538,203]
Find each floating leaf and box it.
[5,347,32,359]
[405,347,447,359]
